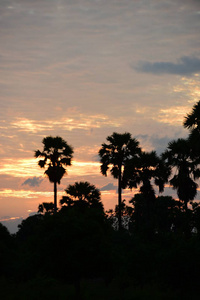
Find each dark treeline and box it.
[1,101,200,299]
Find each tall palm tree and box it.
[98,132,141,230]
[35,136,73,213]
[162,138,200,211]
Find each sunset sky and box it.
[1,0,200,232]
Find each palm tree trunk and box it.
[54,181,57,213]
[118,164,122,230]
[184,200,188,212]
[184,200,191,238]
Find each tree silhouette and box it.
[60,181,103,211]
[126,151,170,232]
[162,138,200,211]
[35,136,73,213]
[126,150,169,197]
[99,132,141,230]
[38,202,54,214]
[183,100,200,157]
[183,100,200,132]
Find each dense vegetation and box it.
[1,101,200,299]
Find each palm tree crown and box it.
[126,150,169,199]
[183,100,200,132]
[183,100,200,158]
[60,181,103,211]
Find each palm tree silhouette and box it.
[183,100,200,156]
[162,138,200,211]
[126,150,169,230]
[127,150,169,199]
[183,100,200,132]
[35,136,73,213]
[60,181,103,210]
[99,132,141,230]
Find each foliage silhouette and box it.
[0,223,13,277]
[35,136,73,213]
[38,202,54,214]
[124,150,170,233]
[183,100,200,164]
[60,181,103,212]
[99,132,141,230]
[162,138,200,211]
[183,100,200,132]
[125,151,169,194]
[15,207,113,296]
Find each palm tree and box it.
[98,132,141,230]
[183,100,200,157]
[35,136,73,213]
[126,150,170,231]
[183,100,200,132]
[125,150,169,199]
[162,138,200,211]
[60,181,103,211]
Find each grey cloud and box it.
[135,56,200,75]
[22,176,43,187]
[1,217,23,234]
[136,134,181,155]
[151,136,173,154]
[100,183,117,191]
[29,211,38,217]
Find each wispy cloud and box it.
[135,56,200,75]
[100,183,117,191]
[0,158,42,177]
[0,157,100,179]
[0,189,54,198]
[154,105,190,126]
[11,114,121,133]
[22,176,43,187]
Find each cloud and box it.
[135,56,200,75]
[0,217,23,234]
[22,176,43,187]
[11,115,121,133]
[29,211,38,217]
[136,133,186,154]
[100,183,117,191]
[150,136,174,154]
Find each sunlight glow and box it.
[155,105,190,125]
[0,216,22,222]
[0,158,101,178]
[11,114,121,133]
[0,189,63,199]
[68,160,100,176]
[0,158,42,177]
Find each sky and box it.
[0,0,200,232]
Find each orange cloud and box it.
[0,157,101,179]
[11,114,121,133]
[154,105,189,125]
